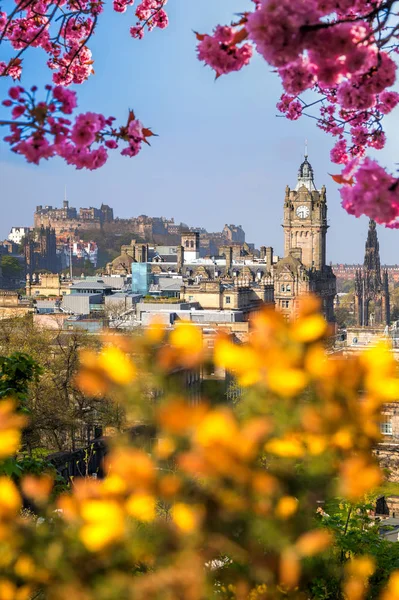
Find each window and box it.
[281,284,285,292]
[185,240,189,248]
[380,420,393,435]
[188,295,194,301]
[225,296,231,304]
[286,284,291,292]
[190,240,194,248]
[281,300,290,308]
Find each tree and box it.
[1,255,23,279]
[1,1,399,226]
[0,316,123,452]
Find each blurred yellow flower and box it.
[194,409,237,448]
[171,503,202,533]
[339,456,382,500]
[79,499,125,552]
[279,548,300,589]
[346,556,375,579]
[295,529,332,557]
[381,570,399,600]
[0,401,26,459]
[126,493,156,522]
[14,556,35,579]
[21,474,53,503]
[97,346,136,385]
[275,496,298,519]
[267,368,308,397]
[0,478,21,518]
[170,321,202,351]
[265,436,305,458]
[0,430,21,459]
[292,314,328,343]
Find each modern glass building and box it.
[132,263,152,295]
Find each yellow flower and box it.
[265,436,305,458]
[0,401,26,459]
[0,478,21,518]
[0,429,21,459]
[171,503,202,533]
[339,457,382,500]
[169,322,203,354]
[79,500,125,552]
[96,346,136,385]
[214,337,261,385]
[267,368,308,397]
[14,556,35,579]
[292,314,328,343]
[295,529,332,557]
[156,437,176,459]
[275,496,298,519]
[346,556,375,579]
[194,409,238,448]
[279,548,300,589]
[126,493,156,522]
[381,570,399,600]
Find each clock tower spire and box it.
[283,153,327,271]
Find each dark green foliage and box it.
[0,352,42,408]
[1,255,23,278]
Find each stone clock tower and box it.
[283,154,327,270]
[274,153,336,323]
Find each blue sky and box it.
[1,0,398,263]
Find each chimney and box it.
[265,247,273,271]
[225,246,233,270]
[289,247,302,261]
[177,246,184,273]
[260,246,266,260]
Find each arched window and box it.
[185,240,189,248]
[190,240,194,248]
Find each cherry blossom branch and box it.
[1,85,155,169]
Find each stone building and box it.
[24,226,57,276]
[274,154,336,322]
[34,201,114,234]
[354,219,390,326]
[105,240,149,275]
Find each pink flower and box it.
[70,112,104,148]
[330,139,348,164]
[53,86,77,114]
[13,135,54,164]
[11,105,25,119]
[377,91,399,115]
[340,158,399,224]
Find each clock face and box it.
[296,205,310,219]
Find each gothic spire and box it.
[363,219,381,284]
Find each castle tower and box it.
[355,219,390,326]
[283,154,328,271]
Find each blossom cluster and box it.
[196,0,399,225]
[0,0,168,85]
[339,157,399,227]
[2,85,153,169]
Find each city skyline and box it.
[1,1,398,263]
